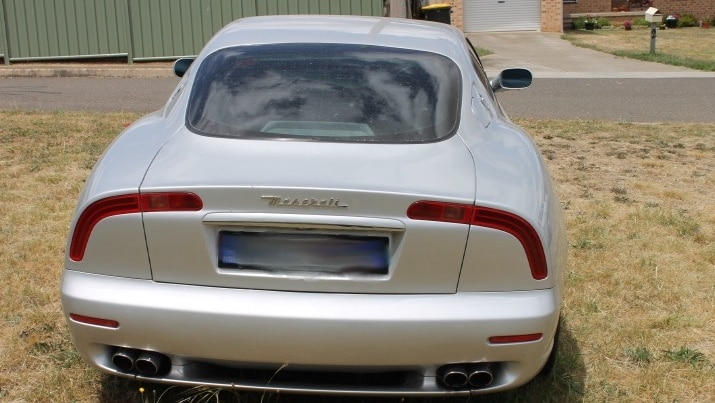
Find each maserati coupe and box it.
[61,15,567,396]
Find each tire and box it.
[539,317,561,376]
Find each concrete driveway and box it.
[468,32,715,78]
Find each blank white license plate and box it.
[218,231,389,275]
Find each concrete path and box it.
[0,62,174,78]
[468,32,715,78]
[1,32,713,79]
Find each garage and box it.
[464,0,540,32]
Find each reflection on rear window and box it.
[187,43,461,143]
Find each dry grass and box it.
[1,112,714,402]
[564,27,715,70]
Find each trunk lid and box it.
[140,130,475,294]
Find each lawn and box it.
[563,27,715,71]
[1,112,714,402]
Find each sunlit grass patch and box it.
[663,346,709,368]
[623,346,653,366]
[563,28,715,71]
[1,114,714,402]
[0,111,138,402]
[521,118,715,402]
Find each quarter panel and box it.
[458,227,537,292]
[458,116,560,291]
[70,215,151,279]
[65,111,183,276]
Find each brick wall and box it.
[655,0,715,20]
[565,0,715,21]
[439,0,464,30]
[542,0,564,31]
[564,0,610,15]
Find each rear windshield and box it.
[186,43,461,143]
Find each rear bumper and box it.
[61,269,560,396]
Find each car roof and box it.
[201,15,468,61]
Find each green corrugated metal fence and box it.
[1,0,385,64]
[128,0,258,61]
[255,0,382,15]
[2,0,129,63]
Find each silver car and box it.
[62,15,566,396]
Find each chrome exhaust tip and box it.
[438,365,469,388]
[111,348,138,372]
[135,352,169,376]
[468,363,494,388]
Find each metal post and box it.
[1,0,11,65]
[650,23,657,55]
[124,0,134,64]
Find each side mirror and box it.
[490,68,532,92]
[173,58,195,78]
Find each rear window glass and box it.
[187,43,461,143]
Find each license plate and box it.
[218,231,389,275]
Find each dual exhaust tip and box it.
[113,348,492,388]
[112,348,169,376]
[438,363,494,389]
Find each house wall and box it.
[542,0,564,31]
[435,0,464,30]
[656,0,715,20]
[565,0,715,21]
[564,0,609,15]
[440,0,563,32]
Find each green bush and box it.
[572,16,586,30]
[571,16,604,30]
[633,17,650,27]
[596,17,611,27]
[678,14,698,27]
[711,15,715,26]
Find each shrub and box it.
[711,15,715,26]
[633,17,650,27]
[572,16,586,30]
[596,17,611,27]
[623,20,632,30]
[678,14,698,27]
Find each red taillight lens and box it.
[140,192,203,212]
[488,333,543,344]
[407,201,548,280]
[406,200,471,224]
[69,313,120,328]
[69,192,203,262]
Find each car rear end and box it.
[62,16,565,396]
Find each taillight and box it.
[407,201,548,280]
[140,192,204,212]
[406,200,471,224]
[69,192,202,262]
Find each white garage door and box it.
[464,0,540,32]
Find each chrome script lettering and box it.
[261,196,348,208]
